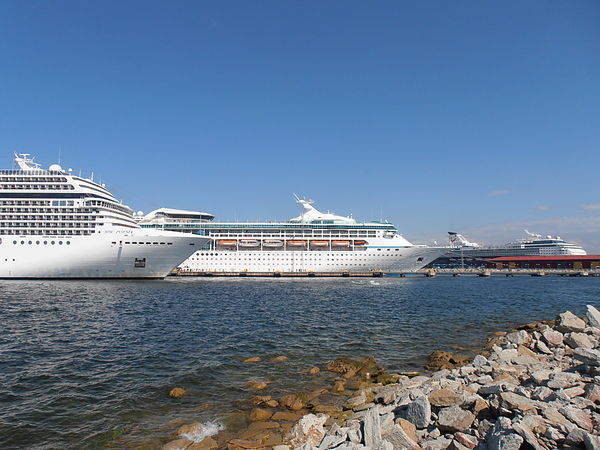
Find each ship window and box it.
[36,241,40,245]
[66,241,71,245]
[12,240,16,244]
[44,241,47,245]
[51,241,55,245]
[134,257,146,268]
[59,241,63,245]
[20,240,24,244]
[28,241,32,244]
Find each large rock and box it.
[382,424,420,450]
[486,417,524,450]
[513,421,544,450]
[587,305,600,329]
[564,332,595,349]
[363,407,382,448]
[506,330,531,345]
[249,408,273,421]
[279,394,305,411]
[425,351,470,371]
[573,348,600,367]
[437,406,475,433]
[499,392,538,413]
[325,358,363,375]
[560,406,593,432]
[557,311,586,332]
[403,396,431,429]
[286,414,328,448]
[546,371,581,389]
[542,329,564,347]
[429,389,462,407]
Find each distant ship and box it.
[138,197,447,273]
[443,230,587,262]
[0,154,209,278]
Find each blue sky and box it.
[1,1,599,250]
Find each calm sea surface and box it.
[1,276,599,448]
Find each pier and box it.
[173,268,600,278]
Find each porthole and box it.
[44,241,47,245]
[20,241,24,244]
[13,240,17,245]
[66,241,70,245]
[36,241,40,245]
[59,241,63,245]
[51,241,55,245]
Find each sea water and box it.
[1,276,599,448]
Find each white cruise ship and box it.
[138,197,446,273]
[0,154,208,278]
[447,230,587,259]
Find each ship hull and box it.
[0,230,208,278]
[178,245,446,273]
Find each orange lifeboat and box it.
[331,240,350,246]
[310,240,329,246]
[287,240,307,246]
[218,240,237,246]
[353,240,367,246]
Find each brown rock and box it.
[454,432,477,449]
[194,403,215,411]
[269,356,288,363]
[265,399,279,408]
[332,380,345,393]
[246,381,268,391]
[272,411,302,421]
[425,351,471,371]
[305,389,328,401]
[227,439,264,450]
[308,367,320,375]
[429,389,462,407]
[325,357,363,374]
[249,408,273,421]
[263,432,283,447]
[312,404,342,413]
[169,387,187,399]
[247,421,280,431]
[163,438,193,450]
[395,418,418,443]
[188,437,218,450]
[243,357,262,363]
[279,394,304,411]
[249,395,272,405]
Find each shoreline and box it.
[155,306,600,449]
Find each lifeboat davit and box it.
[239,239,260,247]
[310,240,329,246]
[218,240,237,246]
[287,240,307,247]
[263,239,284,247]
[331,240,350,246]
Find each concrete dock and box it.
[172,269,600,278]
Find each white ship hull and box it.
[0,230,208,278]
[179,245,446,273]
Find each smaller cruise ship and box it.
[138,198,447,273]
[443,230,587,262]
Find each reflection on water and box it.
[1,277,599,448]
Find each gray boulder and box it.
[557,311,586,332]
[586,305,600,329]
[573,348,600,367]
[403,396,431,429]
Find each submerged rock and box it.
[169,387,187,399]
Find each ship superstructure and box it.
[0,154,208,278]
[138,197,446,273]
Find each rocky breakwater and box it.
[286,306,600,449]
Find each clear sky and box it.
[1,1,599,250]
